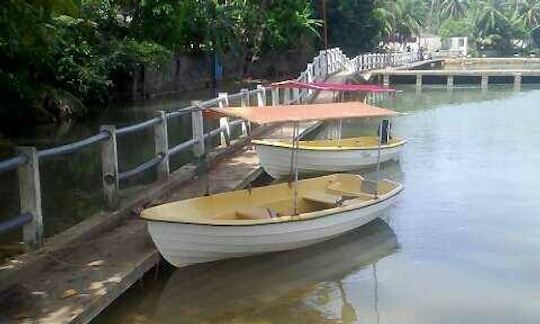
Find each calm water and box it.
[95,85,540,323]
[442,62,540,71]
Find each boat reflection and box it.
[151,218,398,323]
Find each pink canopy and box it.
[212,102,397,124]
[272,81,398,93]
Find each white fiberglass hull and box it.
[146,193,399,267]
[255,144,403,178]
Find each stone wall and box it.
[121,47,315,101]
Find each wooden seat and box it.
[327,181,377,200]
[302,192,342,206]
[236,207,279,220]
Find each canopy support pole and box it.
[337,118,342,146]
[374,118,383,199]
[289,122,300,216]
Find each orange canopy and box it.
[212,102,397,124]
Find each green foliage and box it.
[0,0,319,123]
[438,19,473,38]
[375,0,540,55]
[326,0,384,53]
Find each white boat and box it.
[141,174,402,267]
[142,102,404,267]
[253,137,406,178]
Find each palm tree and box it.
[513,0,540,31]
[375,0,426,45]
[440,0,469,20]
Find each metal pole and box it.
[376,118,383,178]
[322,0,328,49]
[292,122,300,216]
[337,118,342,145]
[17,147,43,249]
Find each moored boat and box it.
[253,136,406,178]
[141,174,402,267]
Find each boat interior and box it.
[252,136,406,150]
[141,174,401,224]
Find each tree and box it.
[440,0,469,20]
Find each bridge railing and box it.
[0,47,426,250]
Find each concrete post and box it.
[239,89,250,137]
[293,88,300,104]
[481,75,489,89]
[17,147,43,249]
[154,111,169,179]
[256,85,266,107]
[271,87,279,106]
[447,76,454,88]
[191,101,208,195]
[218,92,230,147]
[416,74,423,87]
[283,87,291,105]
[320,50,328,78]
[240,88,249,107]
[383,75,390,87]
[514,74,522,89]
[100,125,119,209]
[191,102,205,158]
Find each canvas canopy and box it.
[272,81,398,93]
[212,102,397,125]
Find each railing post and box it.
[240,88,250,136]
[257,85,266,107]
[240,88,250,107]
[191,102,205,158]
[191,102,208,195]
[293,87,300,104]
[283,87,291,105]
[218,92,230,147]
[100,125,119,210]
[320,50,328,78]
[154,111,169,179]
[271,87,279,106]
[17,147,43,249]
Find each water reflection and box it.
[98,218,397,324]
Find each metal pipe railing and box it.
[118,154,165,181]
[0,213,32,235]
[0,154,27,173]
[116,117,161,136]
[37,131,110,159]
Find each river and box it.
[94,84,540,323]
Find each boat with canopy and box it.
[141,103,403,267]
[249,101,406,178]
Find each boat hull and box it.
[255,143,403,178]
[146,193,400,267]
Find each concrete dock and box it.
[0,74,350,323]
[370,58,540,87]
